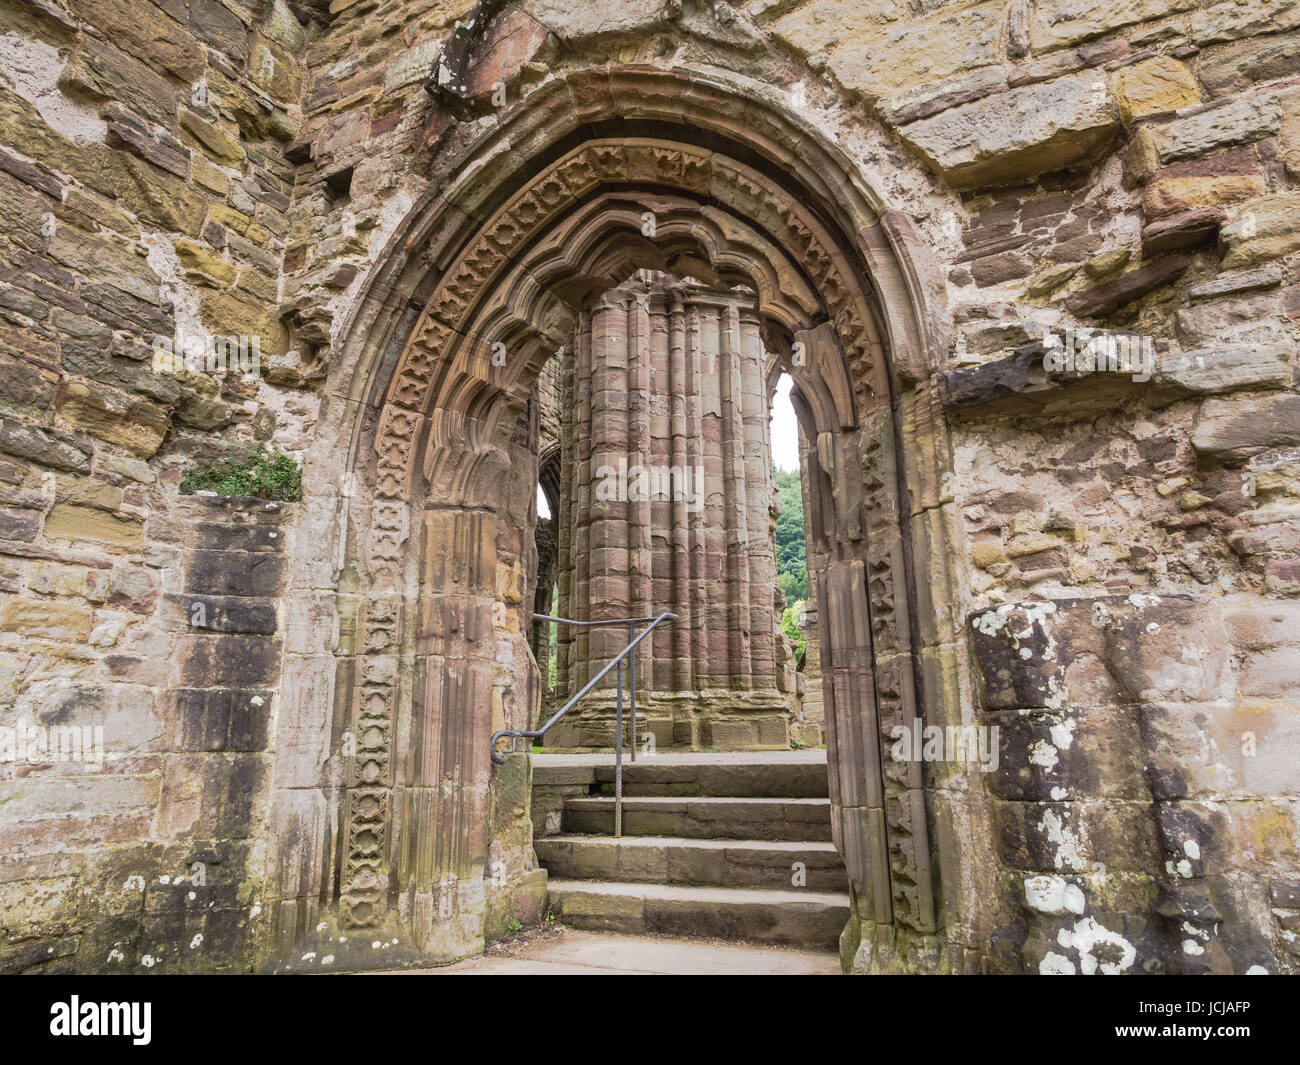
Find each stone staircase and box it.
[530,751,850,951]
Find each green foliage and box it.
[781,601,806,668]
[547,585,558,690]
[777,570,804,603]
[179,444,303,502]
[773,468,807,602]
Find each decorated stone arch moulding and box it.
[370,150,940,941]
[324,65,958,943]
[373,138,905,509]
[322,65,948,477]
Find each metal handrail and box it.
[490,610,677,837]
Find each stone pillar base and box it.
[542,689,795,750]
[841,914,951,975]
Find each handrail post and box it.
[491,611,676,765]
[628,621,637,764]
[615,655,624,838]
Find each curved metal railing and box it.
[490,611,677,836]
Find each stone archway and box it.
[270,67,985,973]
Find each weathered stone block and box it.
[179,108,246,168]
[1112,56,1201,124]
[198,287,285,355]
[1200,30,1300,97]
[173,687,272,752]
[59,35,178,130]
[26,560,110,602]
[249,35,303,104]
[174,238,238,287]
[1063,254,1191,318]
[55,379,168,458]
[986,706,1149,801]
[1220,191,1300,269]
[1030,0,1200,53]
[1266,556,1300,596]
[1166,798,1299,876]
[1191,392,1300,457]
[191,521,284,553]
[1140,207,1224,256]
[0,507,41,542]
[174,594,278,635]
[1192,0,1300,46]
[183,551,287,597]
[46,226,162,306]
[174,634,282,688]
[179,494,287,526]
[1149,98,1281,163]
[60,344,183,407]
[104,112,190,178]
[1155,326,1293,395]
[1177,287,1284,347]
[188,0,248,62]
[44,503,144,549]
[801,1,1004,106]
[0,145,63,199]
[113,155,209,237]
[157,753,269,840]
[993,798,1160,874]
[971,596,1232,710]
[899,72,1120,190]
[527,0,672,42]
[74,0,205,82]
[0,596,93,640]
[877,67,1008,127]
[0,357,58,415]
[1225,602,1300,650]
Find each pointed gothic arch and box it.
[270,66,985,973]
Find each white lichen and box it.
[1024,875,1086,915]
[1058,916,1136,975]
[1038,807,1087,872]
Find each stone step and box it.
[546,879,850,949]
[535,835,848,891]
[533,751,829,798]
[561,796,834,841]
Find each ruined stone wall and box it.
[0,0,1294,973]
[0,0,312,974]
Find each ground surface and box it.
[532,750,829,766]
[394,925,842,975]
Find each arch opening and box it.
[274,69,974,974]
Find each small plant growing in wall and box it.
[179,444,303,502]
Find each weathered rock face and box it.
[550,273,791,750]
[900,71,1121,190]
[969,594,1297,974]
[0,0,1295,977]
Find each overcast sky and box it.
[769,373,800,473]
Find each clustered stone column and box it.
[551,272,790,748]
